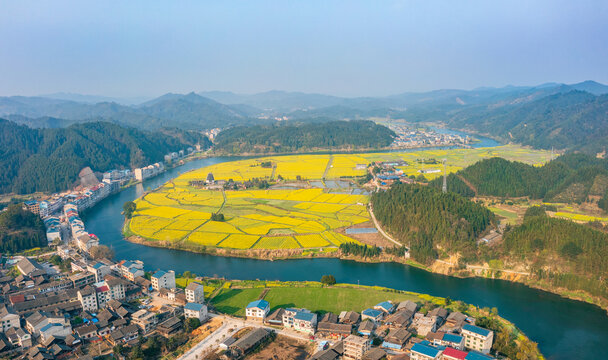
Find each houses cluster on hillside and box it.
[19,143,208,247]
[0,238,210,359]
[243,298,496,360]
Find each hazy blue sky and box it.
[1,0,607,97]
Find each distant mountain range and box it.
[0,92,265,130]
[1,80,607,152]
[201,80,608,112]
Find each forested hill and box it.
[213,120,396,154]
[0,204,47,253]
[371,184,495,264]
[431,153,608,204]
[0,119,211,194]
[503,207,608,300]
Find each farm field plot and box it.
[128,145,550,249]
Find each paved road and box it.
[177,315,310,360]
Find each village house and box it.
[381,328,411,350]
[151,270,176,291]
[5,327,32,348]
[246,300,270,321]
[343,334,371,360]
[228,328,271,358]
[77,286,98,312]
[410,342,442,360]
[373,301,395,314]
[361,308,384,322]
[25,311,70,337]
[442,347,469,360]
[185,282,204,303]
[428,331,465,350]
[282,308,317,332]
[118,260,145,281]
[292,311,317,334]
[357,320,376,337]
[264,308,285,326]
[131,309,158,333]
[75,324,98,340]
[157,316,182,337]
[183,302,208,322]
[87,262,111,283]
[339,311,361,324]
[0,306,20,332]
[462,324,493,354]
[108,324,139,346]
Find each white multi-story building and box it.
[184,302,208,322]
[245,300,270,321]
[462,324,494,354]
[282,308,317,334]
[78,286,98,311]
[88,262,111,283]
[151,270,176,291]
[0,306,20,332]
[95,277,126,308]
[343,335,371,360]
[185,282,204,303]
[119,260,145,281]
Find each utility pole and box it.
[442,159,447,193]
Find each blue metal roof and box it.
[40,323,61,332]
[463,324,491,337]
[465,351,495,360]
[246,299,269,309]
[361,308,383,318]
[375,301,393,311]
[411,343,440,358]
[184,302,206,312]
[443,333,463,343]
[294,311,316,322]
[152,270,166,279]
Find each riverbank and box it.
[196,278,544,359]
[125,211,608,313]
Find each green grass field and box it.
[488,207,519,224]
[210,283,423,316]
[210,288,264,316]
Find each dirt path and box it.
[322,155,334,180]
[270,162,277,180]
[457,174,478,196]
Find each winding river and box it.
[81,143,608,360]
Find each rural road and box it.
[177,314,310,360]
[368,205,403,248]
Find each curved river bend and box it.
[82,153,608,360]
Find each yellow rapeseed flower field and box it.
[128,145,551,251]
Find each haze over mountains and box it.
[1,80,607,152]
